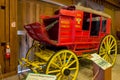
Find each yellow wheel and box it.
[98,35,117,66]
[46,50,79,80]
[24,42,42,73]
[25,42,41,61]
[19,41,40,66]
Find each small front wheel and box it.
[46,50,79,80]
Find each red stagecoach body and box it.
[24,6,111,56]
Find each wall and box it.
[115,11,120,39]
[115,11,120,30]
[52,0,73,5]
[104,7,115,36]
[0,0,18,78]
[18,0,73,29]
[18,0,65,30]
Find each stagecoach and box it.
[21,5,117,80]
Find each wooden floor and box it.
[3,54,120,80]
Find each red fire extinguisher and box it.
[5,43,10,59]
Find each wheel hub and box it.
[63,69,70,76]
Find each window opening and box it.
[82,12,90,30]
[90,14,100,36]
[101,17,107,32]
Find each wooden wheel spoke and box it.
[103,40,107,49]
[56,73,61,77]
[110,49,116,52]
[108,37,111,45]
[100,47,105,52]
[65,55,73,66]
[104,54,112,63]
[69,67,77,71]
[103,54,107,59]
[107,57,111,63]
[58,75,62,80]
[107,54,113,63]
[68,60,77,68]
[100,47,106,52]
[105,54,110,62]
[99,52,106,56]
[100,47,106,55]
[110,43,116,49]
[51,62,61,69]
[57,55,62,66]
[48,70,60,74]
[63,52,67,65]
[110,39,114,47]
[108,58,113,63]
[106,37,109,48]
[101,45,105,50]
[103,53,113,63]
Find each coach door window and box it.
[90,14,100,36]
[101,17,107,33]
[82,12,90,30]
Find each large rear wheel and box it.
[98,35,117,66]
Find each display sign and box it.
[90,53,112,70]
[26,73,56,80]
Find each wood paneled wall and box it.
[52,0,74,5]
[18,0,61,30]
[115,11,120,30]
[115,11,120,39]
[0,0,18,78]
[104,7,115,36]
[0,0,5,74]
[10,0,18,73]
[18,0,74,27]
